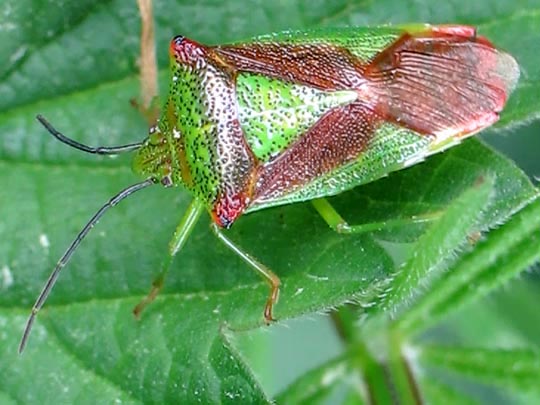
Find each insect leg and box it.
[210,223,281,323]
[311,198,441,234]
[133,199,205,317]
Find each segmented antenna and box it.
[36,114,144,155]
[19,116,156,353]
[19,178,156,353]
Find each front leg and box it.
[133,199,205,317]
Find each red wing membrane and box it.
[365,34,519,137]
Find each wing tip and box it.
[497,51,521,96]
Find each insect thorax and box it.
[134,48,256,226]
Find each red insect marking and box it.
[170,35,206,64]
[429,25,476,39]
[253,103,378,204]
[212,193,249,228]
[216,43,367,90]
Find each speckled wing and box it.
[214,26,519,211]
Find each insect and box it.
[19,24,519,352]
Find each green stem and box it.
[387,329,422,405]
[352,339,395,405]
[332,307,394,404]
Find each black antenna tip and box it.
[19,312,36,354]
[36,114,47,125]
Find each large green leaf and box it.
[419,345,540,396]
[1,0,539,403]
[397,197,540,336]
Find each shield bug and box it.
[19,24,519,352]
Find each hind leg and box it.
[312,198,441,234]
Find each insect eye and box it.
[172,35,185,46]
[169,36,205,63]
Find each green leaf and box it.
[418,377,482,405]
[396,197,540,336]
[1,0,539,403]
[274,354,356,404]
[482,278,540,347]
[275,334,396,405]
[419,345,540,395]
[381,176,495,315]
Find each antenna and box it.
[18,176,156,353]
[37,114,144,155]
